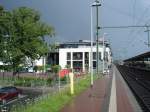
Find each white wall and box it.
[59,46,104,70]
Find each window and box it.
[104,52,108,61]
[93,52,102,60]
[93,52,96,60]
[73,61,82,72]
[67,61,71,67]
[67,52,71,60]
[85,52,89,60]
[73,52,83,60]
[67,61,71,65]
[99,52,101,60]
[93,61,96,68]
[85,60,89,68]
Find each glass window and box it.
[73,61,82,72]
[85,60,89,68]
[93,52,96,60]
[85,52,89,60]
[67,61,71,65]
[73,52,83,60]
[99,52,101,60]
[67,52,71,60]
[93,61,96,68]
[93,52,102,60]
[104,52,108,61]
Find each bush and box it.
[12,77,46,87]
[60,76,67,82]
[51,65,61,73]
[46,77,53,86]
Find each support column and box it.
[83,52,85,72]
[89,51,91,72]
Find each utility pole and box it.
[95,0,101,75]
[90,4,94,86]
[90,1,101,86]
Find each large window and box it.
[99,52,102,60]
[104,52,108,61]
[67,52,71,60]
[93,61,96,69]
[73,52,83,60]
[67,61,71,67]
[93,52,102,60]
[73,61,82,72]
[93,52,96,60]
[85,52,89,60]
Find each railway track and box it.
[117,65,150,112]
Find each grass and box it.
[13,74,98,112]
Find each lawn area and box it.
[13,74,98,112]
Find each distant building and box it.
[47,40,112,73]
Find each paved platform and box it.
[60,75,111,112]
[60,65,142,112]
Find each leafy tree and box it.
[0,6,54,75]
[0,6,12,71]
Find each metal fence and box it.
[0,72,87,112]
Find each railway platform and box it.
[60,65,142,112]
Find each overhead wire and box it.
[127,18,150,47]
[125,0,150,49]
[102,0,150,56]
[127,2,150,43]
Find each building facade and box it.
[57,40,112,72]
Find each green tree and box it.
[0,6,54,75]
[0,6,12,72]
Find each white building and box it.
[0,40,112,73]
[47,40,112,73]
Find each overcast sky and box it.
[0,0,150,60]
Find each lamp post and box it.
[90,4,93,86]
[90,1,101,86]
[94,0,101,75]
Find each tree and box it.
[0,6,12,72]
[0,6,54,75]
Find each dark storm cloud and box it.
[0,0,149,59]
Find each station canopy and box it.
[124,51,150,62]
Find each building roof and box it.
[124,51,150,62]
[59,40,110,48]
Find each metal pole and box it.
[103,33,105,74]
[96,0,99,75]
[90,6,93,86]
